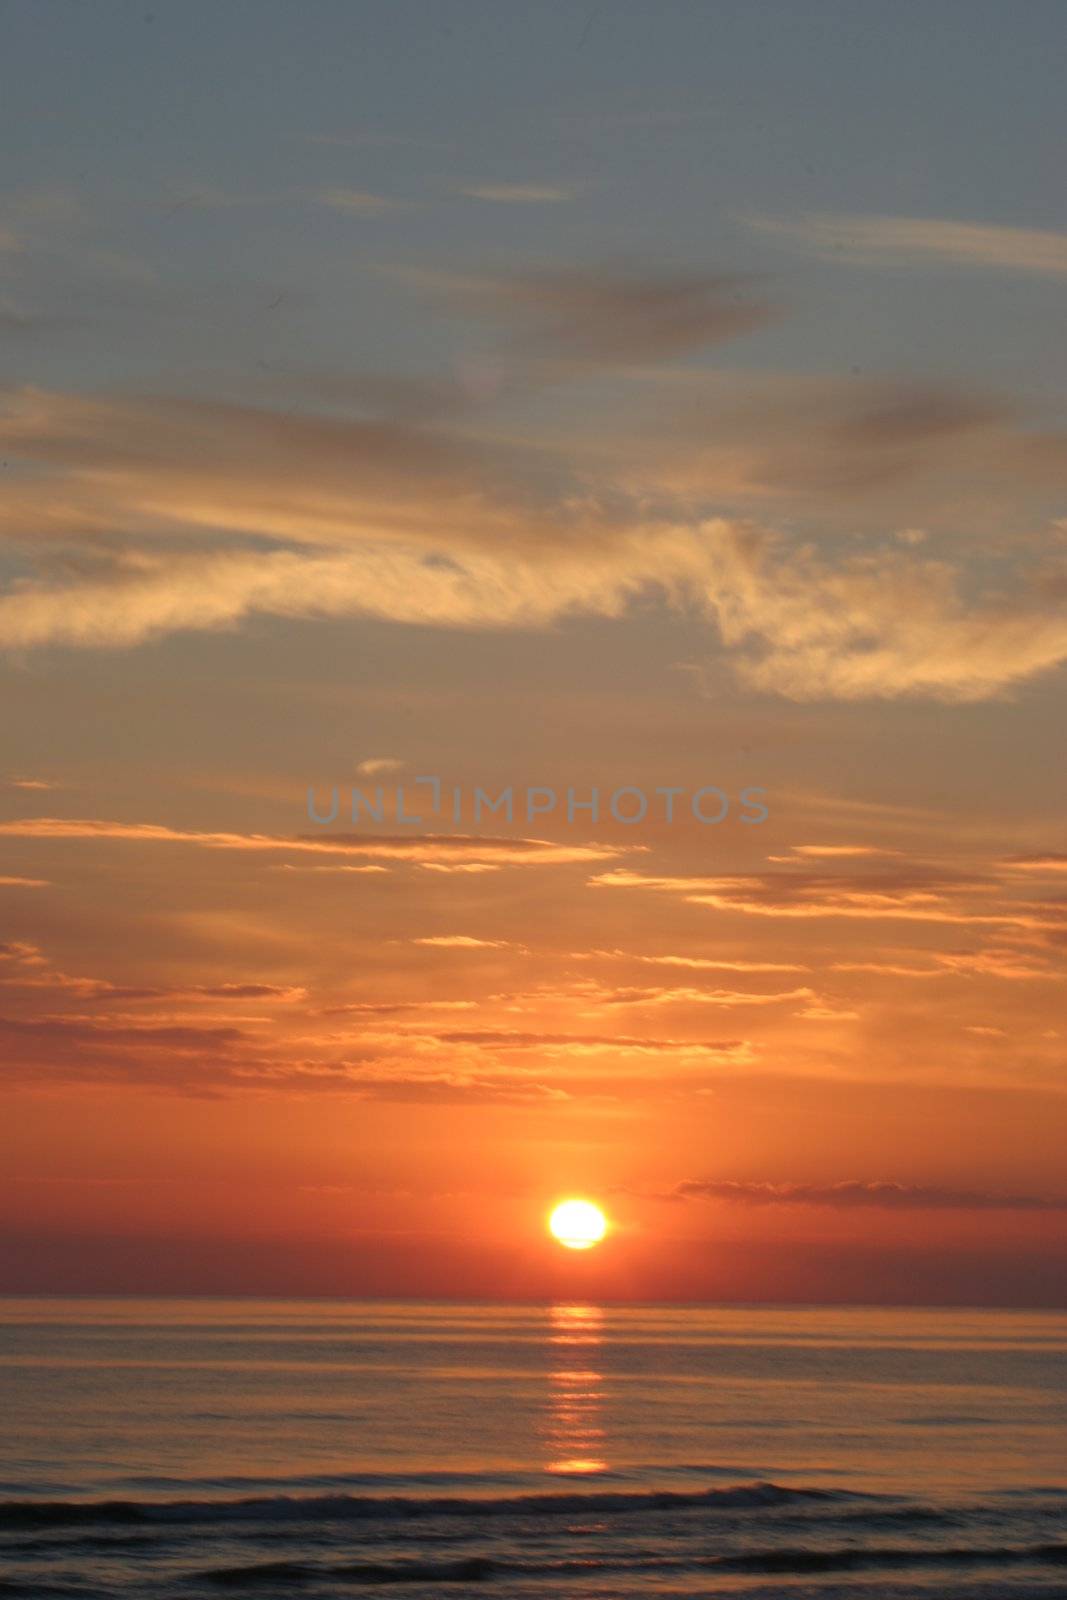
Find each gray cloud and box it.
[673,1179,1066,1210]
[415,1026,749,1056]
[437,265,777,364]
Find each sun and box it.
[549,1199,608,1251]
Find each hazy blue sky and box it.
[3,0,1067,395]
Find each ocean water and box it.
[1,1299,1065,1599]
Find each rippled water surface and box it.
[1,1298,1065,1597]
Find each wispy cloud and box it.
[0,1012,246,1053]
[783,844,900,859]
[413,1026,750,1059]
[749,211,1067,279]
[2,386,1066,701]
[437,265,777,363]
[419,862,501,875]
[581,949,809,973]
[797,1002,861,1022]
[0,817,625,867]
[459,183,576,204]
[589,983,815,1008]
[411,935,514,949]
[0,941,45,965]
[671,1178,1066,1210]
[356,757,404,776]
[592,862,1064,936]
[832,947,1056,982]
[317,188,409,215]
[1000,853,1067,874]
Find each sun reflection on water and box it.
[542,1303,607,1477]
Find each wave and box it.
[711,1543,1067,1575]
[196,1543,1067,1588]
[202,1556,502,1587]
[0,1479,846,1530]
[100,1458,767,1493]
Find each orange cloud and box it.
[0,817,624,867]
[3,386,1066,701]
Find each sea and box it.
[1,1298,1065,1599]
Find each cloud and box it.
[438,265,777,363]
[319,1000,477,1017]
[459,183,576,204]
[341,1074,571,1104]
[1001,853,1067,874]
[356,757,404,776]
[0,954,309,1004]
[783,844,899,859]
[592,863,1064,935]
[644,372,1067,518]
[410,936,514,949]
[300,835,625,867]
[419,862,501,874]
[588,983,814,1008]
[749,212,1067,278]
[672,1179,1067,1210]
[275,864,390,875]
[798,1003,861,1021]
[831,947,1056,981]
[279,1069,572,1105]
[2,387,1067,702]
[0,1013,245,1053]
[4,512,1065,705]
[0,876,48,887]
[317,189,409,215]
[830,961,947,979]
[0,817,624,867]
[113,982,305,1003]
[706,529,1067,703]
[0,384,543,556]
[0,941,45,965]
[931,948,1057,981]
[581,949,808,973]
[415,1026,750,1058]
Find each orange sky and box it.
[3,764,1065,1302]
[2,5,1066,1304]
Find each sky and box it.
[1,0,1066,1304]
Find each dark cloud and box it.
[656,373,1067,507]
[443,265,777,364]
[672,1179,1065,1210]
[420,1027,747,1054]
[1001,852,1067,872]
[0,1014,245,1052]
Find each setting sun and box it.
[548,1199,608,1251]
